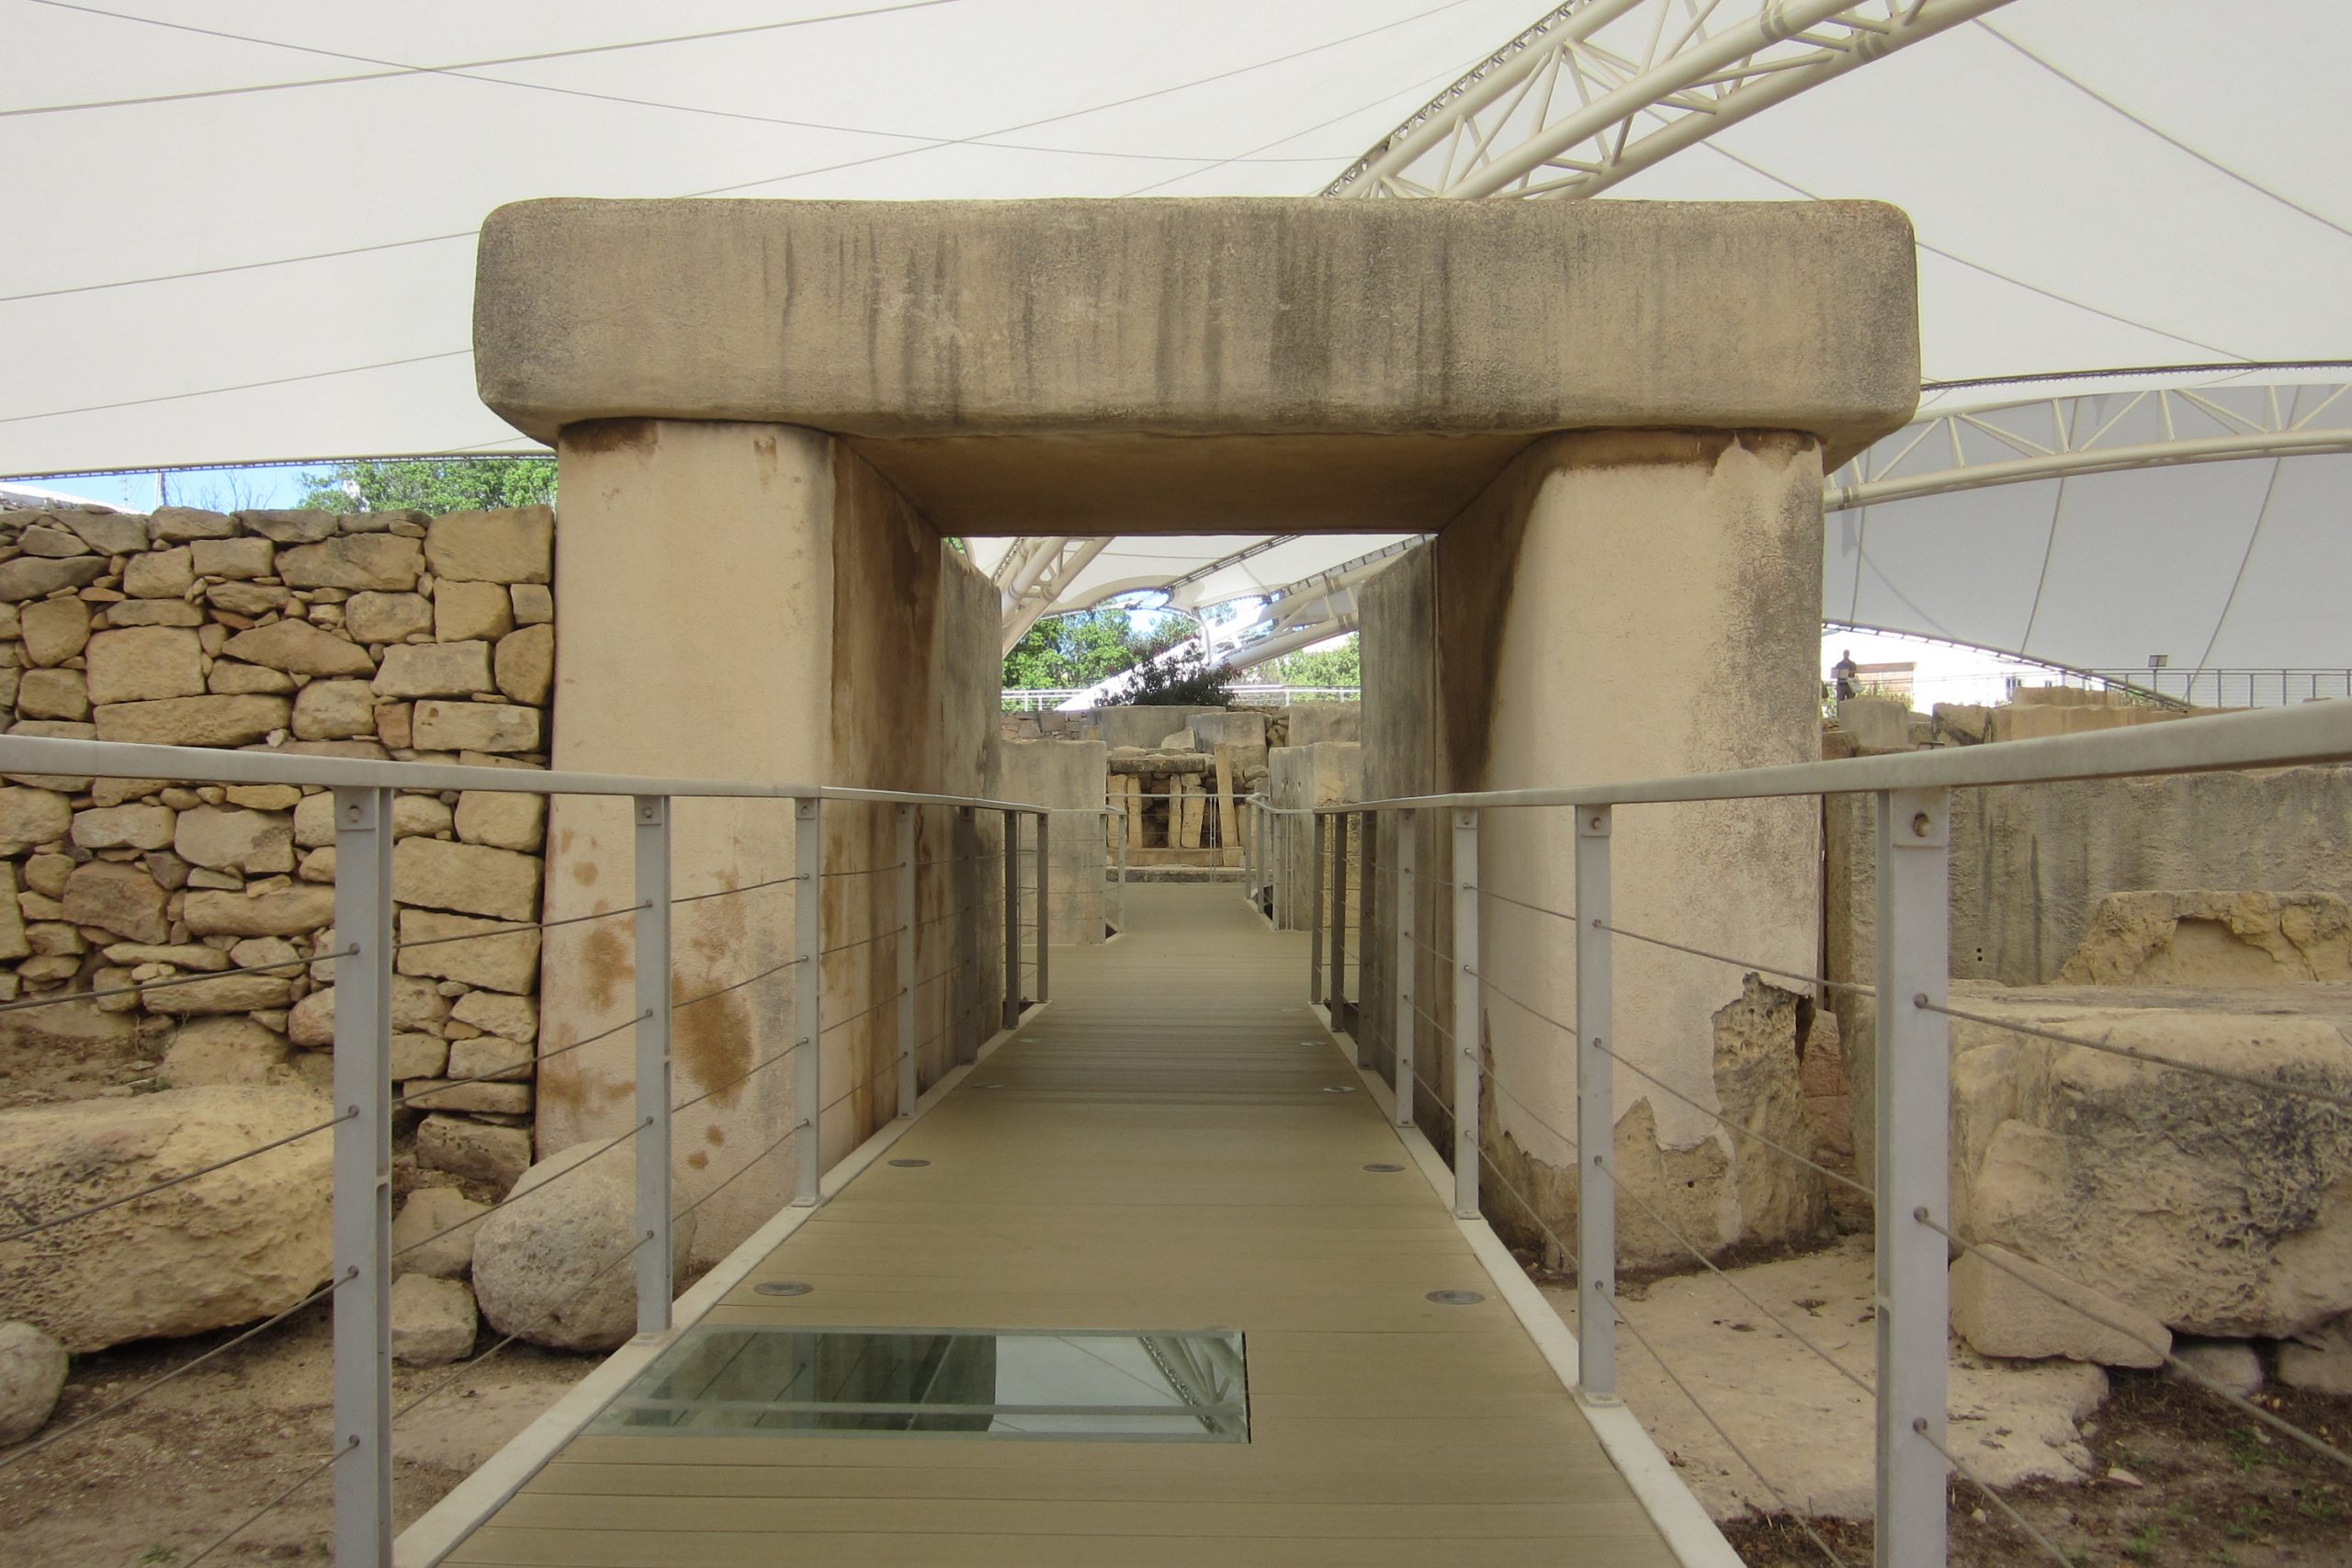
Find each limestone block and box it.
[85,626,206,704]
[149,507,236,542]
[1951,994,2352,1337]
[390,1032,450,1080]
[60,511,148,555]
[0,997,130,1064]
[106,600,205,628]
[0,1085,334,1350]
[1834,694,1916,755]
[0,557,107,602]
[293,791,337,848]
[435,580,514,643]
[219,619,376,678]
[208,660,296,695]
[94,694,290,748]
[2057,891,2352,987]
[141,969,294,1014]
[0,866,27,962]
[424,508,554,585]
[183,884,336,937]
[415,1114,531,1191]
[394,838,540,923]
[121,549,195,606]
[413,700,540,754]
[62,860,169,943]
[448,1035,533,1082]
[2166,1338,2264,1397]
[375,703,413,750]
[1284,702,1361,746]
[175,806,296,874]
[232,509,339,545]
[390,1273,478,1367]
[226,784,302,812]
[510,583,553,625]
[159,1016,294,1087]
[375,641,493,699]
[275,534,424,592]
[16,669,88,722]
[189,537,273,580]
[451,989,537,1043]
[1172,774,1202,848]
[206,581,290,617]
[0,1320,68,1444]
[287,975,449,1045]
[395,908,542,994]
[291,678,378,740]
[2280,1314,2352,1396]
[470,1138,695,1350]
[390,1188,490,1279]
[453,791,547,852]
[401,1079,531,1114]
[19,599,92,667]
[493,624,553,705]
[343,592,434,643]
[16,525,87,558]
[1951,1243,2169,1368]
[71,805,176,852]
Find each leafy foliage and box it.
[1003,609,1155,690]
[1111,643,1236,707]
[299,457,555,513]
[1244,634,1360,689]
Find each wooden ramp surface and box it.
[446,884,1679,1567]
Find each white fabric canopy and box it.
[6,0,2348,670]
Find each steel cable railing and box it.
[0,733,1055,1567]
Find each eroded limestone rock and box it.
[470,1138,694,1351]
[390,1273,477,1367]
[0,1086,334,1351]
[2058,891,2352,987]
[1951,1242,2168,1368]
[0,1320,68,1444]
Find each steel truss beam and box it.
[1827,384,2352,511]
[1202,537,1427,670]
[995,536,1112,654]
[1325,0,2011,202]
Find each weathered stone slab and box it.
[477,197,1919,534]
[220,619,378,678]
[412,699,540,753]
[85,626,206,703]
[375,640,493,698]
[94,694,290,747]
[276,534,424,592]
[426,509,553,585]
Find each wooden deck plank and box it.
[441,885,1679,1567]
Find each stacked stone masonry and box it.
[0,501,557,1195]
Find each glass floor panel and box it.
[590,1326,1250,1442]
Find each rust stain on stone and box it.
[561,417,660,457]
[571,858,599,886]
[686,1150,708,1170]
[705,1123,725,1146]
[578,924,626,1014]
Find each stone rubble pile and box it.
[0,501,561,1382]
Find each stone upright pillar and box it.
[532,421,831,1258]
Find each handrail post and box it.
[1034,810,1050,1006]
[956,806,978,1063]
[896,804,917,1118]
[1450,807,1481,1219]
[1114,807,1127,931]
[1329,811,1351,1038]
[1001,808,1022,1028]
[1574,805,1614,1400]
[632,795,673,1337]
[1307,809,1326,1003]
[1393,809,1415,1130]
[1876,785,1951,1568]
[330,784,394,1568]
[793,796,822,1207]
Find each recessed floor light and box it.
[888,1157,932,1168]
[1321,1085,1357,1094]
[753,1281,814,1297]
[1426,1289,1485,1306]
[1363,1163,1405,1173]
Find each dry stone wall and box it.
[0,501,556,1187]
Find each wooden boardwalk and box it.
[444,884,1680,1567]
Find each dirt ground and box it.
[1722,1377,2352,1567]
[0,1304,592,1566]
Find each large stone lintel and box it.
[475,197,1917,533]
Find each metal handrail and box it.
[1333,699,2352,812]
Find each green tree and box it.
[1245,634,1361,689]
[1004,609,1152,690]
[1110,643,1236,707]
[299,457,555,513]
